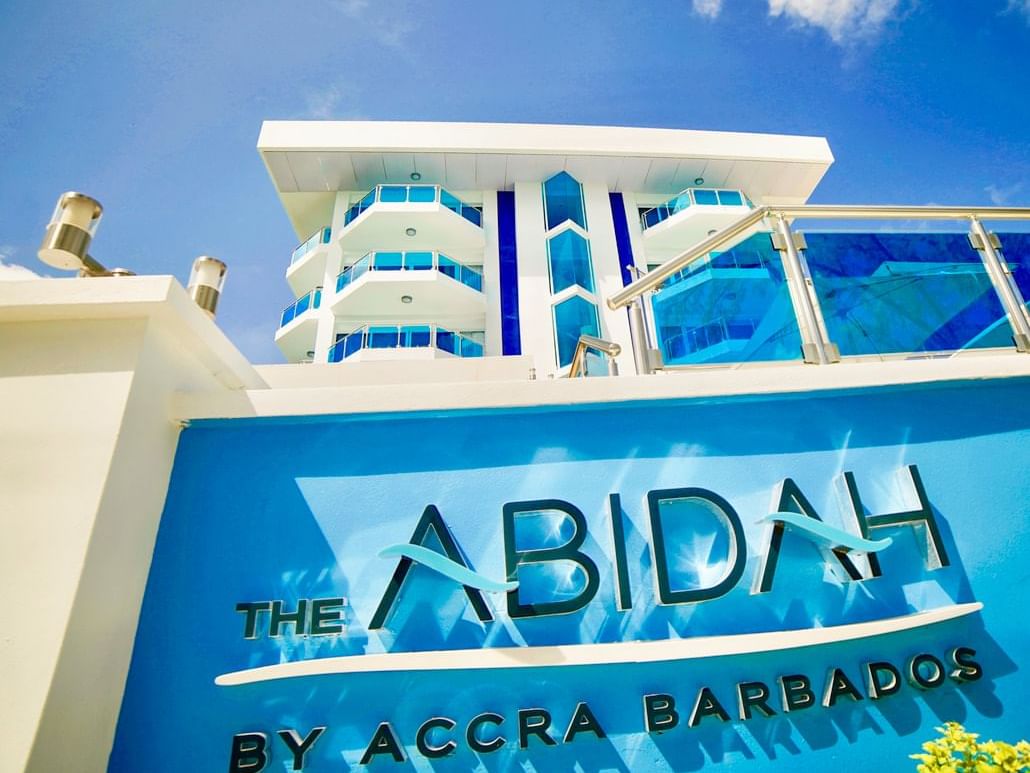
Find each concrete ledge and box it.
[175,350,1030,421]
[0,277,266,390]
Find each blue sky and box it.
[1,0,1027,363]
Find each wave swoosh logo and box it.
[378,544,519,593]
[760,512,893,553]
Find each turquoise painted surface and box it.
[111,377,1030,771]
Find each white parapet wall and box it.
[0,277,263,773]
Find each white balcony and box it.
[274,287,321,362]
[329,251,486,323]
[640,188,755,257]
[285,227,331,296]
[338,185,485,253]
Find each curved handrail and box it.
[567,334,622,378]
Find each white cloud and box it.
[305,85,345,120]
[302,83,366,120]
[984,182,1024,206]
[1005,0,1030,21]
[0,246,41,281]
[767,0,902,43]
[692,0,725,18]
[327,0,414,48]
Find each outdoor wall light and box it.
[400,295,413,304]
[694,177,705,186]
[405,227,417,237]
[37,191,133,276]
[187,256,227,319]
[410,172,422,181]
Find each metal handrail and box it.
[607,204,1030,311]
[567,335,622,378]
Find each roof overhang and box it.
[257,121,834,238]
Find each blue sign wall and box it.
[111,377,1030,771]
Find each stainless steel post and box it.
[773,214,839,364]
[628,299,654,374]
[969,216,1030,352]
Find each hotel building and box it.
[2,122,1029,772]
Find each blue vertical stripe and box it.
[497,191,522,355]
[609,192,636,287]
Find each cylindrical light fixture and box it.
[187,256,227,319]
[38,192,104,272]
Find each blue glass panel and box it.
[295,293,311,316]
[693,189,718,205]
[547,229,595,294]
[328,339,343,363]
[405,251,433,270]
[651,233,802,365]
[461,205,482,227]
[642,208,663,229]
[408,186,436,203]
[461,265,483,292]
[553,295,600,367]
[374,252,403,271]
[609,193,636,287]
[439,189,460,214]
[379,186,406,203]
[717,190,743,206]
[804,233,1009,356]
[436,329,457,355]
[460,336,483,357]
[280,306,294,327]
[368,326,399,349]
[402,325,432,348]
[543,172,587,231]
[998,233,1030,313]
[312,289,321,309]
[345,332,363,358]
[437,254,459,281]
[670,193,692,214]
[497,191,522,354]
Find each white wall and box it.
[0,279,259,773]
[582,183,634,375]
[480,191,502,357]
[513,181,554,378]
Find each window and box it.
[553,295,600,367]
[543,172,587,231]
[547,229,595,294]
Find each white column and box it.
[514,181,554,377]
[313,192,352,363]
[582,183,634,375]
[480,191,502,356]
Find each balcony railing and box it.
[610,204,1030,374]
[279,287,321,328]
[328,324,484,362]
[640,188,750,231]
[290,227,331,266]
[335,251,483,293]
[660,247,771,290]
[343,185,483,228]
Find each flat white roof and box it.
[257,120,834,237]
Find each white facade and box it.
[262,121,834,377]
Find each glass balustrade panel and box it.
[650,233,803,365]
[996,232,1030,324]
[803,232,1011,356]
[408,186,437,203]
[405,251,434,270]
